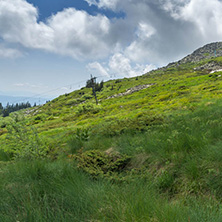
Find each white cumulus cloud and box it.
[0,0,53,49]
[108,53,156,77]
[0,45,23,58]
[0,0,112,60]
[47,8,111,59]
[87,62,110,77]
[1,0,222,77]
[109,53,156,77]
[85,0,119,10]
[179,0,222,41]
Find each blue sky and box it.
[26,0,124,21]
[0,0,222,103]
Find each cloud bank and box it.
[0,0,222,76]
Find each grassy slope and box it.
[22,57,222,148]
[1,57,222,221]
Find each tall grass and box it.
[107,102,222,199]
[0,160,221,221]
[0,160,97,221]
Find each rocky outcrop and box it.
[179,42,222,64]
[24,106,42,116]
[194,61,222,71]
[107,84,154,99]
[210,69,222,74]
[164,42,222,70]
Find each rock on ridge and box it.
[179,42,222,63]
[165,42,222,69]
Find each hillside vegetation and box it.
[1,43,222,221]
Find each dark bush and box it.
[74,150,131,178]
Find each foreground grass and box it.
[0,160,221,222]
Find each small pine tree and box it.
[2,109,9,117]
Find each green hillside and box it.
[1,43,222,221]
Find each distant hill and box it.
[0,95,50,107]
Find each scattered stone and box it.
[194,61,222,72]
[107,84,154,99]
[24,106,42,116]
[210,69,222,74]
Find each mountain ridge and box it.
[164,41,222,70]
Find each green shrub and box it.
[93,114,164,137]
[75,128,90,141]
[65,98,78,106]
[4,115,48,159]
[75,103,102,115]
[0,149,10,161]
[82,94,93,100]
[74,149,131,179]
[68,128,90,154]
